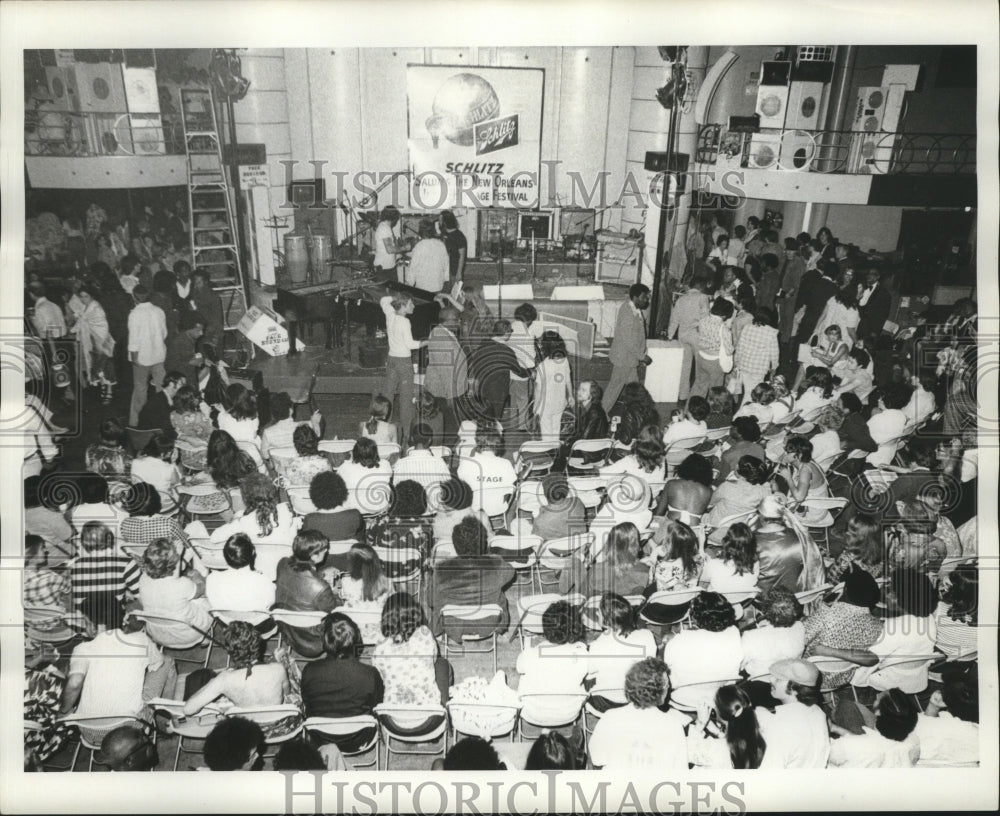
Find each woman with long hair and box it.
[534,330,573,441]
[217,388,261,447]
[827,513,885,581]
[583,592,657,712]
[202,429,256,490]
[648,519,703,592]
[688,684,768,769]
[701,522,759,592]
[779,434,834,526]
[338,437,393,515]
[608,382,660,445]
[283,424,333,487]
[373,592,452,705]
[601,424,666,496]
[335,543,391,644]
[935,560,978,658]
[72,283,117,403]
[171,385,213,448]
[359,394,398,445]
[560,521,650,597]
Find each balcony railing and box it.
[24,109,186,158]
[696,124,976,176]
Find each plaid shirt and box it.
[119,515,189,546]
[734,323,780,379]
[24,568,93,633]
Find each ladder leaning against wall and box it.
[179,86,253,368]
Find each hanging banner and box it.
[407,65,544,209]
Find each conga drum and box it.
[311,234,333,283]
[284,234,309,284]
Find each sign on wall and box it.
[407,65,544,209]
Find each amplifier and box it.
[226,368,264,392]
[643,151,690,181]
[728,114,761,133]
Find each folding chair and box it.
[286,486,316,515]
[374,704,448,769]
[429,445,452,459]
[210,608,278,647]
[338,607,384,661]
[800,496,849,553]
[148,694,226,771]
[304,715,380,769]
[130,610,215,669]
[489,533,543,595]
[126,426,160,455]
[513,592,586,649]
[228,704,305,754]
[318,438,356,467]
[174,436,208,475]
[376,442,401,465]
[668,677,743,717]
[517,693,588,745]
[268,446,298,478]
[665,436,707,475]
[806,655,861,707]
[59,713,150,771]
[177,482,234,527]
[762,409,802,438]
[447,701,520,743]
[516,440,561,479]
[23,606,79,647]
[854,653,943,698]
[372,544,423,598]
[794,583,835,609]
[270,609,328,666]
[536,532,594,591]
[566,437,613,473]
[438,603,503,674]
[638,587,703,628]
[237,439,267,473]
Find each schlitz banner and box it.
[407,64,544,209]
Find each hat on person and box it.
[769,658,820,686]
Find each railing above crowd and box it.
[696,124,977,176]
[25,109,186,157]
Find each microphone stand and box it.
[495,229,505,318]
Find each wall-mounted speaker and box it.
[760,60,792,86]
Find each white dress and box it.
[534,356,571,441]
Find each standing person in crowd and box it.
[734,307,780,399]
[380,293,427,447]
[164,310,206,388]
[507,303,541,432]
[468,319,531,428]
[755,252,782,312]
[668,275,712,395]
[692,298,734,397]
[814,286,860,347]
[127,284,168,427]
[856,268,892,347]
[794,261,839,348]
[777,238,806,356]
[72,283,117,404]
[406,218,449,292]
[423,306,468,436]
[603,284,651,413]
[188,269,223,356]
[439,210,467,284]
[534,330,573,441]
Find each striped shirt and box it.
[70,553,138,601]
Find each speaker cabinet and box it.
[74,62,128,113]
[747,133,782,169]
[755,85,790,129]
[849,85,907,174]
[45,66,79,111]
[785,81,824,130]
[83,113,134,156]
[778,130,817,171]
[124,67,165,155]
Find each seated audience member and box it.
[704,456,773,528]
[392,423,450,505]
[654,453,714,526]
[300,613,383,751]
[648,519,703,591]
[822,567,939,694]
[735,382,778,427]
[662,395,710,447]
[717,417,765,483]
[560,521,649,598]
[741,589,805,689]
[23,534,94,637]
[100,725,158,772]
[136,371,187,435]
[191,430,257,495]
[601,424,666,494]
[516,600,589,701]
[456,425,518,518]
[373,592,452,706]
[337,437,392,515]
[203,717,265,771]
[588,658,689,770]
[809,405,845,469]
[431,478,489,548]
[525,731,578,770]
[834,392,877,456]
[217,387,262,448]
[934,560,978,659]
[67,472,128,541]
[905,373,938,427]
[866,382,912,466]
[439,737,507,771]
[608,383,660,446]
[663,592,743,709]
[754,495,825,595]
[359,394,398,445]
[687,685,768,769]
[209,472,301,578]
[137,537,212,648]
[273,737,348,772]
[430,517,515,637]
[283,425,333,488]
[757,658,830,769]
[60,614,177,727]
[367,479,433,560]
[913,667,979,766]
[182,622,289,715]
[274,530,341,658]
[562,380,610,446]
[334,543,391,643]
[705,386,735,430]
[85,418,133,482]
[24,475,72,552]
[778,435,833,528]
[585,593,657,711]
[794,367,836,420]
[833,347,875,401]
[531,474,587,542]
[886,499,949,578]
[120,482,189,548]
[829,688,920,767]
[70,521,133,629]
[260,390,322,460]
[303,470,365,543]
[205,533,276,630]
[700,522,760,593]
[826,513,886,582]
[130,434,182,513]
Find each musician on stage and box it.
[406,218,449,292]
[373,206,412,282]
[439,210,468,285]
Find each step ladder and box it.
[179,86,251,366]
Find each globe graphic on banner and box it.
[425,73,500,148]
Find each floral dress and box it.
[337,576,389,644]
[24,665,69,763]
[372,625,440,706]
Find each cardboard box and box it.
[237,305,289,357]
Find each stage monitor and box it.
[518,210,553,241]
[287,178,326,209]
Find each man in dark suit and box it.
[467,319,531,427]
[300,613,383,751]
[602,283,651,413]
[135,370,186,433]
[856,268,892,345]
[794,262,839,344]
